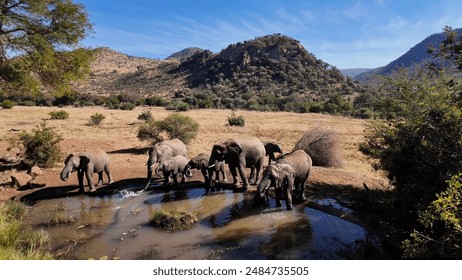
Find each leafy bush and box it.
[88,113,106,126]
[294,126,343,167]
[120,102,135,110]
[0,201,52,260]
[157,113,199,144]
[137,119,163,144]
[137,110,153,121]
[402,173,462,259]
[48,110,69,120]
[227,111,246,127]
[19,122,63,168]
[137,113,199,144]
[1,99,16,109]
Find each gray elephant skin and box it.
[208,137,265,191]
[255,149,312,210]
[146,139,187,189]
[157,155,189,186]
[60,149,113,193]
[186,152,227,188]
[264,141,284,166]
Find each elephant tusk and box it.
[208,164,216,168]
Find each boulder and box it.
[28,176,47,188]
[28,165,43,177]
[10,172,33,188]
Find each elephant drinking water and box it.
[255,149,312,210]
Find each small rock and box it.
[10,173,33,188]
[28,165,43,177]
[28,176,46,188]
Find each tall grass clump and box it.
[294,126,343,167]
[48,110,69,120]
[0,201,53,260]
[227,111,245,127]
[46,202,75,226]
[148,209,198,231]
[88,112,106,126]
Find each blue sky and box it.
[76,0,462,69]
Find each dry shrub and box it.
[294,126,343,167]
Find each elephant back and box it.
[277,150,312,175]
[236,137,266,163]
[164,139,188,158]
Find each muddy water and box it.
[27,183,379,260]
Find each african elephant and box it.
[186,152,227,187]
[255,150,312,210]
[60,150,113,193]
[145,138,187,189]
[208,137,265,192]
[157,155,189,186]
[264,141,284,166]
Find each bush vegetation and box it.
[0,201,52,260]
[1,99,17,109]
[227,111,246,127]
[19,122,63,168]
[88,113,106,126]
[294,126,343,167]
[137,113,199,144]
[137,110,153,121]
[48,110,69,120]
[360,26,462,258]
[46,202,75,227]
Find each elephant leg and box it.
[105,165,113,184]
[77,171,85,193]
[237,164,249,189]
[249,167,255,184]
[85,170,95,192]
[214,170,220,182]
[172,173,179,185]
[285,186,293,210]
[96,172,103,186]
[221,168,227,182]
[201,168,209,183]
[229,165,240,187]
[162,171,169,185]
[275,187,282,207]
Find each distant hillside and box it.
[73,34,365,112]
[356,28,462,82]
[166,47,203,61]
[340,68,372,78]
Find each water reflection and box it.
[25,183,379,259]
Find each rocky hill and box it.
[355,28,462,82]
[72,34,366,111]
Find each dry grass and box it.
[149,209,198,231]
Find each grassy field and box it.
[0,106,388,201]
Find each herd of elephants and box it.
[59,137,313,210]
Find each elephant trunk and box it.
[256,177,271,198]
[60,169,70,181]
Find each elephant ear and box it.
[79,155,91,170]
[226,140,243,155]
[64,154,74,164]
[282,164,295,180]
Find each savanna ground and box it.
[0,106,390,228]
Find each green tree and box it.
[0,0,93,97]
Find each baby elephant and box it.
[60,150,113,193]
[157,155,189,186]
[186,153,227,187]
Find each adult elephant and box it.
[60,150,113,193]
[264,141,284,166]
[255,150,312,210]
[208,137,265,192]
[145,138,187,189]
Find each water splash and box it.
[117,188,144,199]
